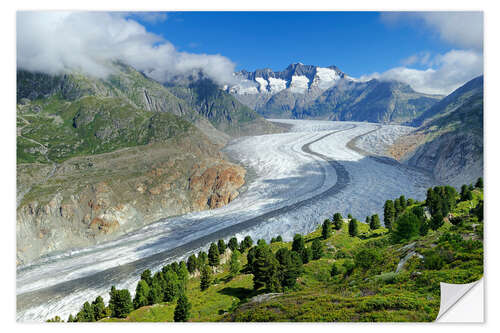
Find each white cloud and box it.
[16,11,236,85]
[381,12,483,50]
[360,49,483,95]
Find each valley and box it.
[17,120,436,321]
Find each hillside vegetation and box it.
[49,179,483,323]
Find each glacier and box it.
[16,120,436,322]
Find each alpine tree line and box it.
[49,177,483,323]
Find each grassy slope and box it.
[101,189,482,322]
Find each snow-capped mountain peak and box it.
[228,63,348,95]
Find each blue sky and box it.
[18,11,483,94]
[137,11,452,77]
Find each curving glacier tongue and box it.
[16,120,436,322]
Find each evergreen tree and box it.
[257,239,267,246]
[163,269,180,302]
[276,235,283,242]
[187,254,197,274]
[197,251,208,268]
[91,296,106,321]
[303,246,313,264]
[208,242,220,267]
[322,219,332,239]
[333,212,343,230]
[370,214,381,230]
[275,248,303,289]
[217,239,227,254]
[148,273,163,305]
[229,249,242,277]
[407,198,414,206]
[77,301,95,322]
[291,234,305,254]
[460,184,469,201]
[243,246,257,273]
[140,269,152,286]
[419,219,429,236]
[239,236,253,252]
[109,287,133,318]
[200,265,212,291]
[348,213,353,220]
[399,195,407,210]
[430,211,444,230]
[251,244,281,291]
[391,211,421,243]
[177,262,189,286]
[228,237,239,251]
[174,293,191,322]
[384,200,395,230]
[348,218,358,237]
[133,280,150,309]
[394,199,402,217]
[475,177,483,189]
[67,314,75,323]
[311,239,324,260]
[365,216,370,224]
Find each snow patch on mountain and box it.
[289,75,310,93]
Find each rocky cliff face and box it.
[17,133,246,266]
[227,63,442,123]
[16,64,268,266]
[388,76,483,187]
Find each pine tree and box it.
[475,177,483,189]
[348,218,358,237]
[200,265,212,291]
[322,219,332,239]
[311,239,324,260]
[177,262,189,287]
[140,269,152,286]
[384,200,395,230]
[109,287,133,318]
[275,248,303,289]
[208,242,220,267]
[76,301,95,322]
[229,249,242,277]
[251,244,281,291]
[430,211,444,230]
[133,280,150,309]
[391,211,421,243]
[333,212,343,230]
[291,234,305,254]
[91,295,106,321]
[239,236,253,252]
[174,293,191,322]
[67,314,75,322]
[394,199,402,217]
[187,254,197,274]
[217,239,227,254]
[163,269,180,302]
[228,237,239,251]
[197,251,208,268]
[148,273,163,305]
[276,235,283,242]
[370,214,381,230]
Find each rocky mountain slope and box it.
[16,63,280,266]
[227,63,442,123]
[388,76,483,187]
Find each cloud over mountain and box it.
[16,11,236,85]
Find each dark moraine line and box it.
[346,125,439,183]
[17,125,356,314]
